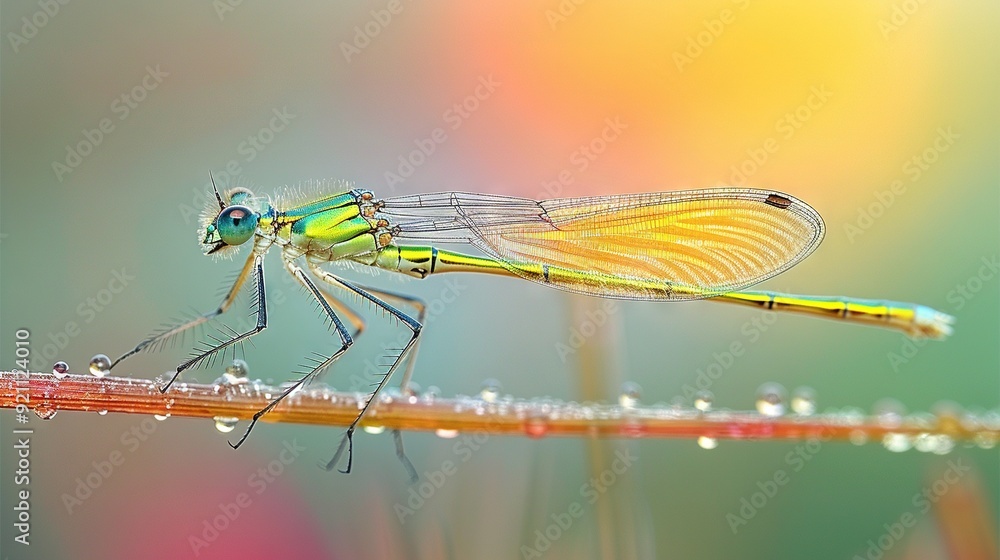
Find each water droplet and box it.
[984,408,1000,430]
[839,406,865,426]
[791,387,817,416]
[479,378,502,403]
[974,432,997,449]
[227,358,249,376]
[214,416,238,433]
[89,354,111,378]
[380,387,399,404]
[930,435,955,455]
[52,361,69,379]
[222,359,249,385]
[422,385,441,403]
[697,436,718,449]
[693,390,714,412]
[882,433,912,452]
[525,416,548,439]
[849,430,868,446]
[619,381,642,409]
[874,398,905,428]
[667,396,695,416]
[931,401,964,434]
[363,425,386,435]
[154,413,170,421]
[403,382,421,397]
[755,382,787,417]
[97,410,108,416]
[435,428,459,439]
[33,406,57,420]
[913,433,934,453]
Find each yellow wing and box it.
[384,189,825,300]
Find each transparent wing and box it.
[377,192,545,240]
[379,189,825,299]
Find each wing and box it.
[378,189,825,300]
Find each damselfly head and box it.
[199,186,263,256]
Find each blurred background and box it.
[1,2,997,558]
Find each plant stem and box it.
[1,371,995,446]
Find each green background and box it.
[1,2,997,559]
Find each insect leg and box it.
[336,284,425,483]
[308,286,366,348]
[164,255,267,392]
[109,251,257,372]
[310,266,422,476]
[317,280,427,391]
[229,259,353,449]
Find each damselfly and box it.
[109,178,954,473]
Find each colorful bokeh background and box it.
[1,2,997,559]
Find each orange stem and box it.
[1,371,995,444]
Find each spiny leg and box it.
[163,255,267,392]
[305,284,366,366]
[320,280,428,391]
[109,251,258,372]
[229,261,353,449]
[334,283,426,483]
[309,276,424,481]
[311,266,422,476]
[288,279,367,387]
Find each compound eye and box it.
[216,205,258,246]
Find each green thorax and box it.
[273,189,394,261]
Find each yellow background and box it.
[1,2,997,558]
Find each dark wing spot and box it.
[764,194,793,209]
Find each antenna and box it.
[210,171,225,210]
